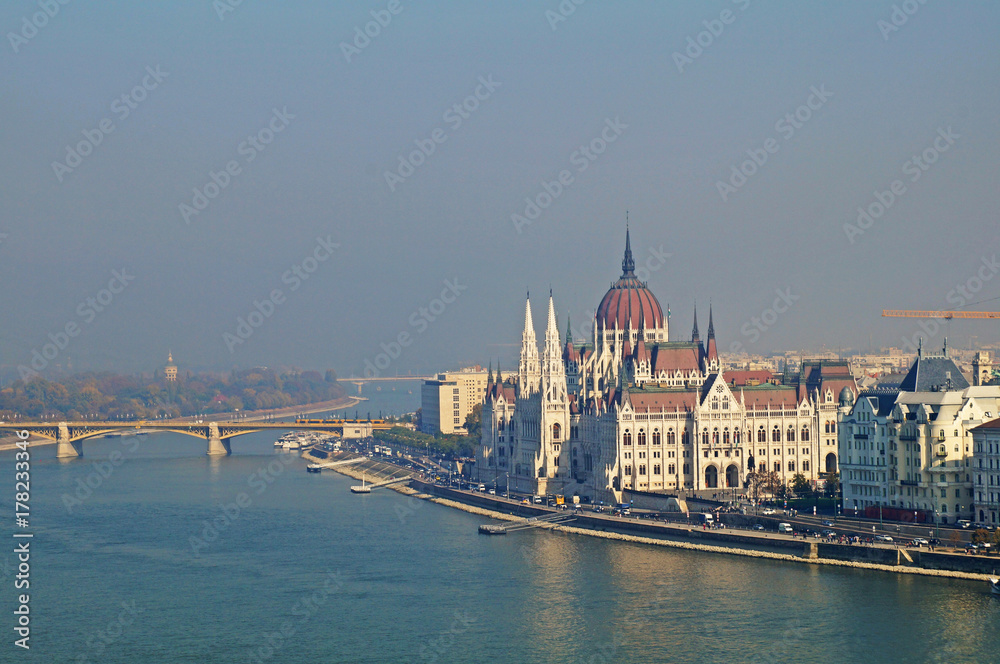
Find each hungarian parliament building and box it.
[474,231,857,504]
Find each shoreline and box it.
[304,449,995,583]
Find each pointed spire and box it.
[496,360,502,383]
[565,314,572,345]
[487,360,493,386]
[621,222,635,278]
[691,303,700,343]
[546,292,558,335]
[523,294,535,335]
[707,304,715,339]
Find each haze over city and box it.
[3,1,998,379]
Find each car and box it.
[762,508,776,515]
[875,535,893,542]
[752,524,764,531]
[965,542,979,550]
[912,537,929,546]
[822,529,836,537]
[488,489,496,495]
[822,520,834,527]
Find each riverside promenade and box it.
[303,448,998,581]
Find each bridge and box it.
[0,419,394,458]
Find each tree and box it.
[824,473,839,498]
[464,403,482,439]
[791,473,811,496]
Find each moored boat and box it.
[990,578,1000,595]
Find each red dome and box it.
[597,276,664,330]
[597,228,664,330]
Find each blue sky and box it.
[2,1,998,378]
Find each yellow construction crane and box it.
[882,310,1000,319]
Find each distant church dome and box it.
[839,386,854,406]
[596,229,664,330]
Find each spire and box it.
[691,303,700,343]
[496,360,502,383]
[621,223,635,278]
[487,360,493,386]
[523,294,535,335]
[707,304,715,339]
[565,314,572,345]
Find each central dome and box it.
[596,230,665,330]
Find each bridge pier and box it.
[207,423,231,455]
[56,423,82,458]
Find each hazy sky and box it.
[2,1,999,380]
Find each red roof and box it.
[597,276,664,330]
[652,346,700,373]
[726,370,774,386]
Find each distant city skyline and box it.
[3,2,999,380]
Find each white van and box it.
[778,523,793,533]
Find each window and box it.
[788,461,795,472]
[758,427,766,443]
[653,429,661,445]
[552,423,561,440]
[668,464,675,474]
[772,427,781,442]
[623,430,632,445]
[653,464,660,474]
[723,430,730,445]
[666,429,674,445]
[638,429,646,446]
[639,465,646,475]
[625,465,632,475]
[787,427,795,442]
[774,461,780,472]
[683,463,690,474]
[802,427,809,441]
[702,431,709,445]
[803,460,810,471]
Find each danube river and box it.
[3,407,999,662]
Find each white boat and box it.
[990,578,1000,596]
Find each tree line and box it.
[0,368,345,420]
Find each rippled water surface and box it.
[2,430,997,663]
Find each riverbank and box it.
[304,448,995,582]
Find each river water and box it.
[2,387,999,662]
